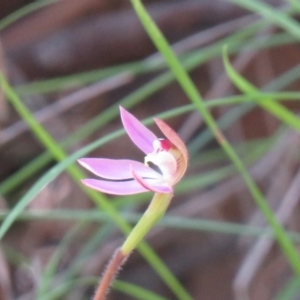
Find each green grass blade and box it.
[61,224,115,283]
[0,128,122,238]
[0,0,59,31]
[228,0,300,39]
[37,224,83,297]
[3,208,300,243]
[223,47,300,132]
[15,61,152,95]
[37,275,167,300]
[113,281,168,300]
[288,0,300,12]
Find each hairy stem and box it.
[122,193,172,255]
[93,248,127,300]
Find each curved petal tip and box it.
[131,167,173,194]
[154,118,188,162]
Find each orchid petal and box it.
[154,118,188,162]
[131,168,173,194]
[78,158,160,180]
[82,179,150,195]
[120,106,157,154]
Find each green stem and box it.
[122,193,172,255]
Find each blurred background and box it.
[1,0,300,299]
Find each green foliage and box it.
[2,0,300,299]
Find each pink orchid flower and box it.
[78,107,188,195]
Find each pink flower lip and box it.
[78,106,188,195]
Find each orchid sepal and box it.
[79,106,188,196]
[81,178,150,195]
